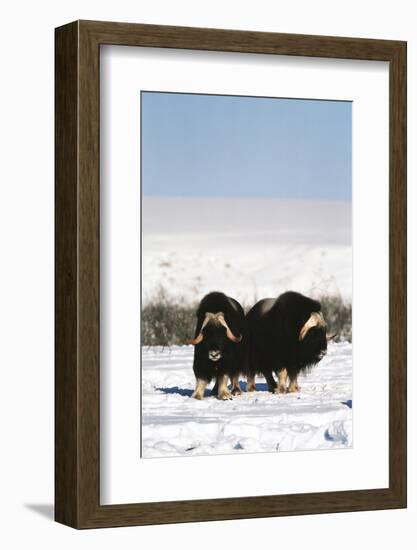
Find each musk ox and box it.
[188,292,246,400]
[246,291,331,394]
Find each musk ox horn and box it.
[217,314,243,343]
[187,312,214,345]
[327,333,337,342]
[187,332,204,345]
[298,311,327,341]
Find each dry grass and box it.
[142,288,352,346]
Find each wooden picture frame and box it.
[55,20,407,529]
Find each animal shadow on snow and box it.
[156,386,210,397]
[156,381,270,397]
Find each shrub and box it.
[319,294,352,342]
[141,288,197,347]
[141,288,352,346]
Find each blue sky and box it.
[141,92,351,200]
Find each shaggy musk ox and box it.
[188,292,246,400]
[246,291,331,394]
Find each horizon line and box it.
[142,195,352,201]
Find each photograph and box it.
[140,91,353,459]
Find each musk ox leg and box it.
[216,373,232,400]
[246,373,257,392]
[264,371,278,393]
[231,373,242,395]
[192,378,208,400]
[287,373,300,393]
[275,368,288,394]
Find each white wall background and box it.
[0,0,414,548]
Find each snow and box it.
[141,197,352,458]
[141,342,352,458]
[142,197,352,305]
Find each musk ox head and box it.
[298,311,329,364]
[188,311,242,362]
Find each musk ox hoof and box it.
[274,386,287,395]
[287,385,300,393]
[246,384,256,392]
[231,387,242,396]
[217,390,233,400]
[191,392,204,400]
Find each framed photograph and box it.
[55,20,407,528]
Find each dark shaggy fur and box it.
[246,291,328,393]
[191,292,247,399]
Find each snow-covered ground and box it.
[142,197,352,305]
[141,197,352,458]
[141,342,352,458]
